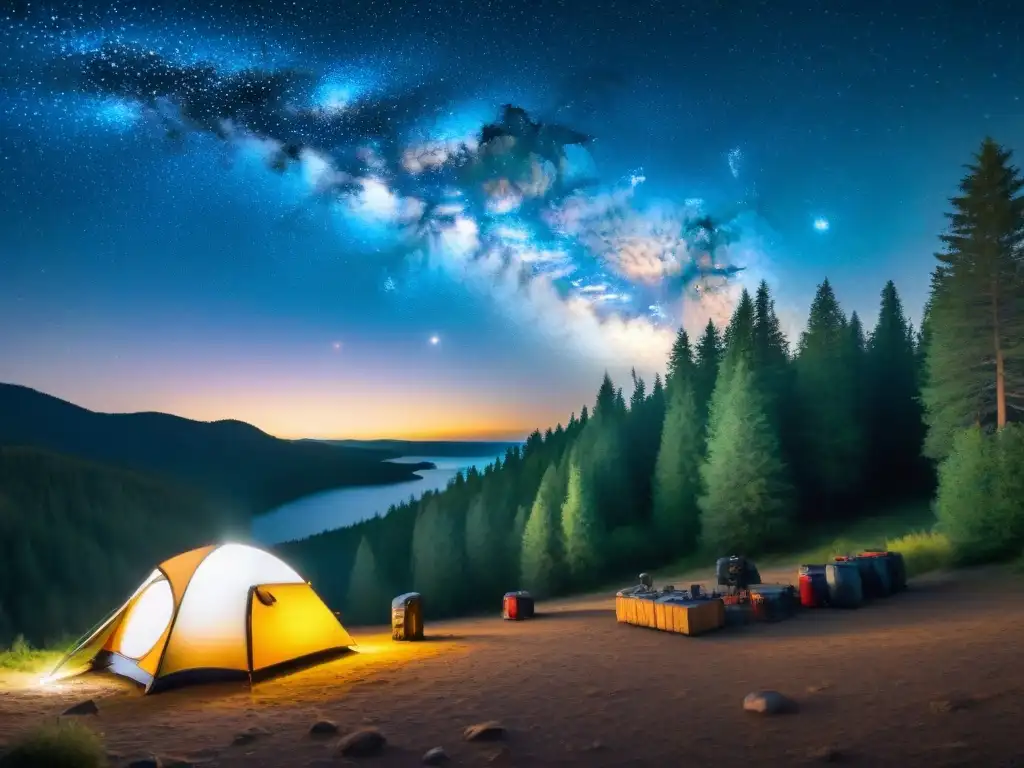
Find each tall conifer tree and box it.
[923,138,1024,459]
[794,279,863,517]
[699,359,793,554]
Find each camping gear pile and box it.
[502,590,535,621]
[798,550,907,609]
[614,548,909,637]
[710,556,798,623]
[391,592,425,641]
[614,573,727,637]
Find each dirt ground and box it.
[2,566,1023,767]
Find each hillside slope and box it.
[0,384,431,513]
[0,446,249,647]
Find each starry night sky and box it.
[1,0,1022,440]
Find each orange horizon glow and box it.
[16,377,555,444]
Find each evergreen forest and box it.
[1,138,1022,647]
[282,140,1024,626]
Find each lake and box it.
[251,454,505,544]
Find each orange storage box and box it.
[615,594,725,636]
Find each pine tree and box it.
[698,359,793,554]
[520,465,564,597]
[346,536,385,624]
[865,281,925,497]
[752,280,790,400]
[626,370,660,521]
[723,288,756,370]
[666,329,695,390]
[650,373,666,424]
[693,319,723,430]
[411,499,464,616]
[594,373,618,420]
[652,379,703,557]
[465,492,499,597]
[923,139,1024,460]
[560,459,602,585]
[794,279,863,517]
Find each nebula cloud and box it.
[61,41,772,368]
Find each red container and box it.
[502,591,535,621]
[799,573,816,607]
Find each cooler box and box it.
[615,594,725,637]
[826,561,863,608]
[797,565,829,607]
[749,585,798,622]
[391,592,424,641]
[853,555,892,598]
[860,550,907,591]
[502,591,535,620]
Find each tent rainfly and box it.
[47,543,354,693]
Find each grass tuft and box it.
[0,636,65,673]
[0,721,108,768]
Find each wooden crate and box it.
[616,596,725,636]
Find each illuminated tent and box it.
[47,543,354,693]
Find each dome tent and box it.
[47,543,354,693]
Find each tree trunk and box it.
[993,278,1007,430]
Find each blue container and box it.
[826,561,863,608]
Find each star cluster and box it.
[2,0,1022,436]
[9,25,773,365]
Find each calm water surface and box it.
[251,455,503,544]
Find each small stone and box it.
[743,690,798,715]
[422,746,448,765]
[807,745,843,762]
[464,722,505,742]
[232,726,271,746]
[929,697,969,714]
[486,745,511,763]
[62,698,99,716]
[337,727,386,757]
[309,719,340,737]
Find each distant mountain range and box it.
[0,383,433,514]
[310,438,523,458]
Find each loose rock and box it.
[309,719,340,737]
[464,722,505,742]
[337,727,387,757]
[486,745,511,763]
[806,745,843,762]
[232,726,271,746]
[743,690,798,715]
[930,697,970,714]
[62,699,99,716]
[422,746,448,764]
[126,759,195,768]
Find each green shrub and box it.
[885,531,954,577]
[935,425,1024,565]
[0,721,107,768]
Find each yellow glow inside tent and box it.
[119,579,174,660]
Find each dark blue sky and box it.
[1,0,1021,439]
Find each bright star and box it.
[429,335,440,345]
[814,217,830,232]
[331,341,342,351]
